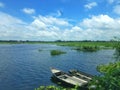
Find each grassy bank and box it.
[54,41,116,48]
[54,41,117,52]
[0,41,117,52]
[0,40,118,46]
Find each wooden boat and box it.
[50,68,88,87]
[69,69,93,82]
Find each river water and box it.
[0,44,115,90]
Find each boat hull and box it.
[51,75,76,87]
[69,69,93,81]
[50,68,88,87]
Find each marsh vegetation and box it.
[74,46,99,52]
[50,50,66,56]
[53,41,116,52]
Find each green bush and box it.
[88,62,120,90]
[74,46,99,52]
[50,50,66,56]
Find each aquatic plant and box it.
[50,50,66,56]
[74,46,99,52]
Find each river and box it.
[0,44,115,90]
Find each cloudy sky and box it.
[0,0,120,41]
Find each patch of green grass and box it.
[50,50,66,56]
[54,41,117,48]
[74,46,99,52]
[35,85,79,90]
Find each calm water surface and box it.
[0,44,115,90]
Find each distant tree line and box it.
[0,39,119,43]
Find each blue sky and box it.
[0,0,120,41]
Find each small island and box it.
[50,50,66,56]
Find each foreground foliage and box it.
[35,85,79,90]
[89,61,120,90]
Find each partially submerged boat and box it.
[69,69,93,82]
[50,68,89,87]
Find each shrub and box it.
[88,62,120,90]
[74,46,99,52]
[50,50,66,56]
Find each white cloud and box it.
[84,2,97,9]
[0,11,120,41]
[31,19,47,30]
[80,15,120,29]
[0,2,4,8]
[113,5,120,15]
[0,12,25,25]
[31,15,71,29]
[22,8,35,14]
[79,15,120,40]
[0,12,28,40]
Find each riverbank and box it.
[0,41,117,52]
